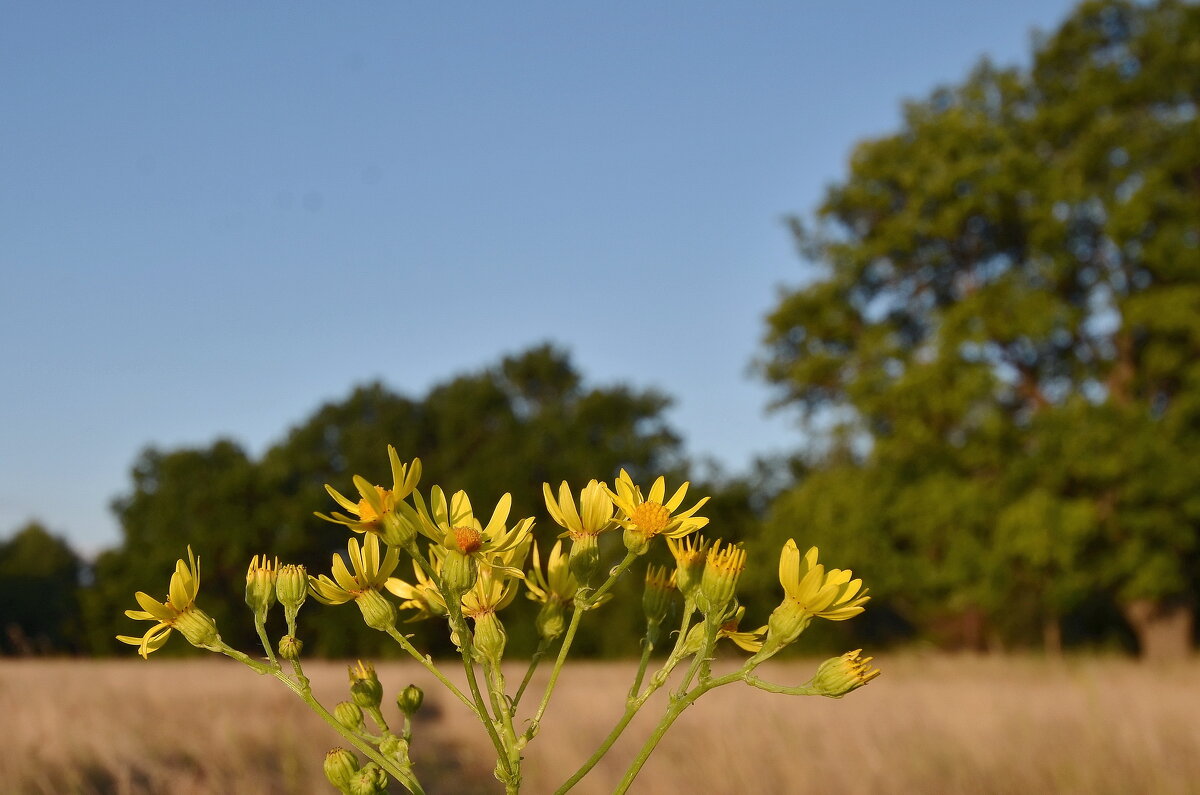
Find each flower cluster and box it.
[116,447,876,794]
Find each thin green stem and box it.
[252,618,278,667]
[613,669,745,795]
[525,552,638,741]
[675,616,717,695]
[513,638,550,707]
[628,631,655,699]
[741,674,821,696]
[384,626,476,714]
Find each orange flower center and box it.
[629,501,670,534]
[355,486,392,525]
[453,526,484,555]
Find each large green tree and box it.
[759,0,1199,657]
[0,521,84,654]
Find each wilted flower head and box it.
[117,547,221,658]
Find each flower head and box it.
[524,541,579,606]
[117,547,221,658]
[316,446,422,545]
[309,533,401,605]
[385,557,448,621]
[679,605,766,656]
[809,649,881,697]
[606,470,709,554]
[543,480,616,539]
[412,486,534,579]
[666,534,710,599]
[777,541,869,621]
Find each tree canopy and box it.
[758,0,1200,656]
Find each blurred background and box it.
[2,1,1198,792]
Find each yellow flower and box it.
[117,547,220,658]
[461,566,520,619]
[411,486,534,579]
[679,605,766,655]
[542,480,616,539]
[777,540,868,620]
[316,446,422,545]
[808,649,881,697]
[385,556,448,621]
[524,541,579,606]
[606,470,709,553]
[665,534,710,598]
[309,533,401,605]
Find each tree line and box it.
[2,0,1196,660]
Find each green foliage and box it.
[0,521,83,653]
[760,0,1200,650]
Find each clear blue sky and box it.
[1,1,1079,553]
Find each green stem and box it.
[384,626,477,714]
[741,674,821,696]
[675,616,717,695]
[252,617,278,667]
[613,669,745,795]
[513,638,550,707]
[628,632,654,699]
[525,552,638,741]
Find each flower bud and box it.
[441,549,478,595]
[696,541,745,617]
[245,555,278,620]
[335,700,365,732]
[173,607,222,651]
[568,534,600,584]
[348,660,384,710]
[276,564,308,614]
[324,748,360,793]
[808,649,881,697]
[535,600,566,641]
[472,612,507,665]
[379,733,408,759]
[278,634,303,660]
[763,600,814,654]
[667,535,710,600]
[355,589,398,632]
[380,509,418,548]
[642,565,676,627]
[348,762,389,795]
[397,684,424,717]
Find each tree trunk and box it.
[1122,599,1194,661]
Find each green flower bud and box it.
[354,589,398,632]
[441,549,478,595]
[324,748,360,793]
[278,634,303,660]
[808,649,881,697]
[276,564,308,613]
[379,734,408,759]
[568,534,600,584]
[642,565,677,627]
[335,700,365,731]
[245,555,278,620]
[397,684,424,717]
[535,600,566,641]
[349,660,384,710]
[173,607,222,651]
[695,542,745,618]
[349,762,389,795]
[472,612,507,665]
[380,508,418,548]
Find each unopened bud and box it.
[696,541,745,617]
[808,649,881,697]
[335,700,365,731]
[245,555,278,620]
[324,748,360,792]
[276,564,308,613]
[763,600,814,654]
[349,660,384,710]
[348,762,389,795]
[379,733,408,759]
[278,634,303,660]
[621,526,652,556]
[397,684,424,717]
[642,565,676,626]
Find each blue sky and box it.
[1,1,1079,553]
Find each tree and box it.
[759,0,1200,657]
[0,521,83,654]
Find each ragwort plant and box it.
[117,445,879,794]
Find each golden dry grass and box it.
[2,654,1198,794]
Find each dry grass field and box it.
[2,653,1198,794]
